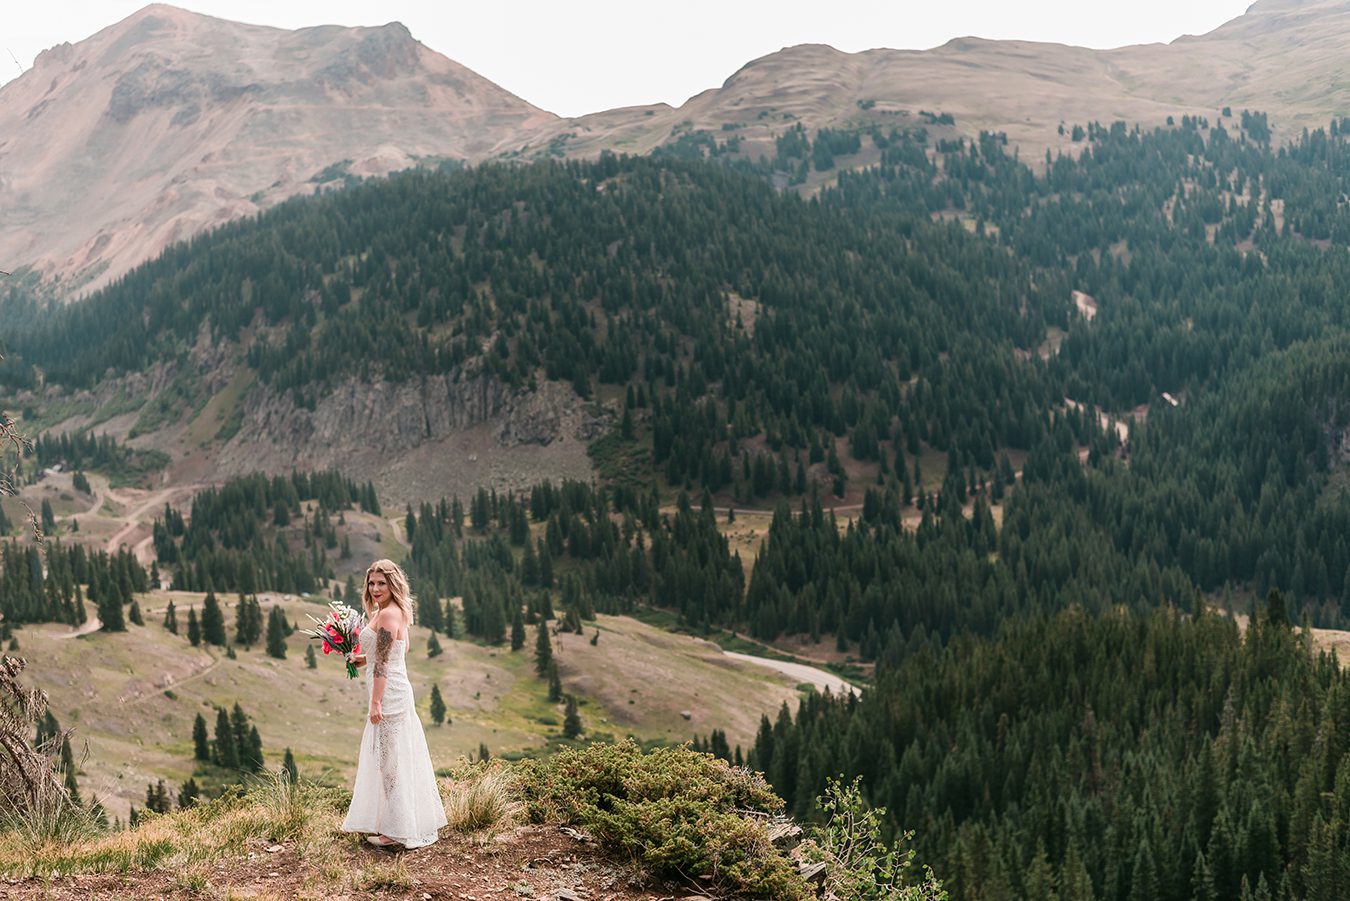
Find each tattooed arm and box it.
[368,617,396,725]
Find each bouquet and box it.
[301,602,365,678]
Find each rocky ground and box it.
[2,824,707,900]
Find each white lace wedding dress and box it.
[341,624,447,848]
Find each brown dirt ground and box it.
[0,825,708,901]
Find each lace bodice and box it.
[359,623,408,681]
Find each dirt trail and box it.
[104,484,199,560]
[661,503,866,518]
[49,617,103,639]
[723,650,858,697]
[386,516,410,551]
[62,481,106,521]
[120,646,220,708]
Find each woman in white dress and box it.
[342,558,447,849]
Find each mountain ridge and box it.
[8,1,1350,295]
[0,3,556,294]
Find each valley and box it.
[12,3,1350,898]
[21,587,836,821]
[7,471,854,821]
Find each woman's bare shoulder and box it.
[368,607,410,633]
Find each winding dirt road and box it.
[102,483,201,563]
[723,650,859,697]
[50,617,103,639]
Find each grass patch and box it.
[353,857,414,891]
[0,777,347,880]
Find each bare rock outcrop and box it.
[213,371,604,505]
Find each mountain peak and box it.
[0,5,556,294]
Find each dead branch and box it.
[0,655,72,822]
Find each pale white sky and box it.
[1,1,1257,117]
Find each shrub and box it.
[517,741,808,899]
[803,776,947,901]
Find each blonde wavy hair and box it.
[362,559,416,622]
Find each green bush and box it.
[517,741,809,899]
[803,776,947,900]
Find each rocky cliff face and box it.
[213,373,604,505]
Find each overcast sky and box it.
[2,1,1257,117]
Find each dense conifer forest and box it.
[15,110,1350,897]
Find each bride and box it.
[342,559,447,849]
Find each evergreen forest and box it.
[13,110,1350,898]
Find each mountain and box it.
[533,0,1350,165]
[0,4,555,294]
[7,1,1350,296]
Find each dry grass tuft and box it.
[352,857,414,891]
[441,762,522,834]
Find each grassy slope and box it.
[19,594,818,820]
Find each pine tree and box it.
[534,622,553,677]
[305,644,317,669]
[35,711,59,749]
[265,606,287,659]
[128,599,144,626]
[192,713,209,761]
[63,756,80,803]
[145,779,171,814]
[57,733,77,799]
[443,598,458,638]
[235,594,261,647]
[547,659,563,702]
[429,684,447,725]
[563,695,582,739]
[187,606,201,646]
[282,747,298,784]
[427,631,442,658]
[163,599,178,634]
[179,777,200,809]
[246,725,264,774]
[229,703,250,760]
[511,607,526,651]
[201,592,226,646]
[97,582,125,632]
[214,706,238,769]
